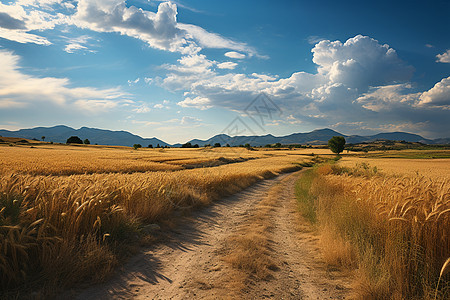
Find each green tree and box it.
[328,136,346,154]
[214,142,221,147]
[66,136,83,144]
[181,142,192,148]
[133,144,142,150]
[83,139,90,145]
[41,136,45,141]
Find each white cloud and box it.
[159,35,450,137]
[178,23,256,56]
[0,28,51,45]
[63,35,97,54]
[64,43,87,53]
[312,35,413,89]
[217,61,237,69]
[436,50,450,63]
[70,1,257,56]
[0,1,66,45]
[181,116,201,125]
[356,84,419,112]
[417,76,450,109]
[74,99,118,112]
[251,73,278,81]
[161,35,414,116]
[0,50,126,112]
[154,103,164,109]
[177,96,212,110]
[133,104,151,113]
[224,51,245,59]
[0,1,259,57]
[127,78,140,86]
[72,1,185,52]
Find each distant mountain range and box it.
[0,125,169,147]
[185,129,449,146]
[0,125,448,147]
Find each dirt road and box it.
[66,171,349,299]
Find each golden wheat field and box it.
[338,156,450,179]
[306,157,450,299]
[0,143,327,176]
[0,143,309,294]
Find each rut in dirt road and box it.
[65,170,350,299]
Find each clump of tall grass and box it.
[307,164,450,299]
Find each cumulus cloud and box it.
[436,50,450,63]
[70,1,257,55]
[417,76,450,109]
[355,84,419,112]
[0,50,126,112]
[72,1,186,52]
[162,35,414,114]
[158,35,449,137]
[312,35,413,90]
[0,1,258,57]
[225,51,245,59]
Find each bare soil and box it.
[62,171,350,299]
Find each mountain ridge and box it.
[0,125,448,147]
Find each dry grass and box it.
[0,146,306,295]
[221,176,286,293]
[308,163,450,299]
[339,156,450,180]
[0,144,309,176]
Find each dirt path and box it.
[241,171,350,299]
[64,171,350,299]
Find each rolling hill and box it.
[0,125,448,147]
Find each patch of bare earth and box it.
[63,171,350,299]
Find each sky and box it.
[0,0,449,143]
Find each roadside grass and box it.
[295,162,450,299]
[295,169,317,224]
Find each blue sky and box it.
[0,0,449,143]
